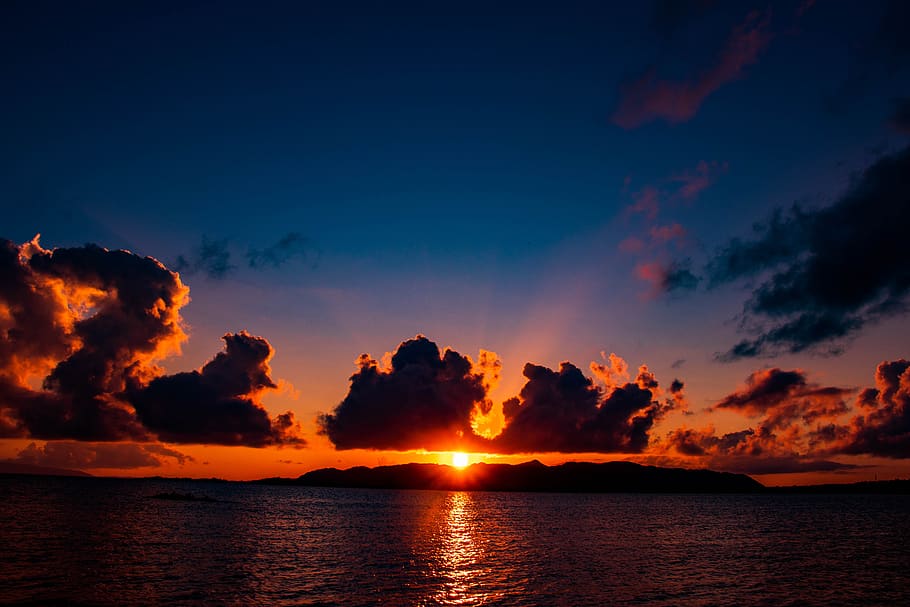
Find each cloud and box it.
[621,162,723,291]
[175,232,316,279]
[624,161,724,220]
[0,236,303,447]
[649,223,688,245]
[671,160,728,200]
[705,205,812,287]
[130,332,304,447]
[635,259,700,294]
[318,337,686,455]
[174,236,235,279]
[491,358,684,454]
[246,232,314,269]
[0,236,188,441]
[14,441,193,469]
[830,359,910,457]
[590,351,630,390]
[663,357,910,467]
[708,145,910,359]
[712,368,852,431]
[613,10,772,128]
[317,336,493,451]
[628,186,661,219]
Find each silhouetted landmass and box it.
[0,461,92,477]
[256,461,764,493]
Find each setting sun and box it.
[452,452,469,468]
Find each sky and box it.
[1,0,909,485]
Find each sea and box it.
[1,475,908,606]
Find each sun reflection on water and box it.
[428,492,494,606]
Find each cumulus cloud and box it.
[317,336,493,451]
[491,359,683,454]
[130,332,304,446]
[613,10,772,128]
[317,337,687,455]
[708,145,910,359]
[830,359,910,457]
[0,237,188,441]
[0,236,303,447]
[14,441,193,469]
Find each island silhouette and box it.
[256,460,764,493]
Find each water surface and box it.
[1,476,908,606]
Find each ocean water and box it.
[1,476,909,606]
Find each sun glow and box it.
[452,452,469,468]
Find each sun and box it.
[452,452,469,469]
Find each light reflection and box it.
[430,492,494,606]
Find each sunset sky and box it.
[2,0,909,485]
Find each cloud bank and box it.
[662,358,910,473]
[0,236,302,448]
[318,336,686,455]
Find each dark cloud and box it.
[707,145,910,359]
[613,10,771,128]
[891,97,910,134]
[14,441,193,469]
[705,205,812,287]
[318,337,685,455]
[662,365,853,467]
[832,359,910,457]
[175,232,316,280]
[174,236,235,279]
[317,336,492,451]
[131,332,304,447]
[247,232,315,269]
[712,368,852,432]
[671,358,686,369]
[0,236,303,447]
[658,363,910,470]
[492,361,682,454]
[0,237,188,441]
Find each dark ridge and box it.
[0,461,92,477]
[254,460,764,493]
